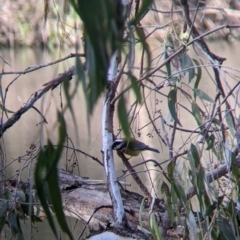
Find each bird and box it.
[112,137,160,156]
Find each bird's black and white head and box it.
[112,139,127,152]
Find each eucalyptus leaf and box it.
[0,199,7,217]
[219,217,236,240]
[69,0,125,114]
[225,110,236,137]
[180,53,195,81]
[164,43,171,77]
[131,0,152,24]
[191,102,203,127]
[118,96,130,138]
[192,59,202,90]
[8,210,22,237]
[168,89,182,126]
[129,75,142,103]
[193,89,214,103]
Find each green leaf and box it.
[138,197,146,232]
[135,27,151,73]
[191,102,203,127]
[118,96,130,138]
[219,217,236,240]
[0,216,5,233]
[161,181,170,196]
[131,0,152,24]
[34,114,73,240]
[35,148,58,238]
[8,211,22,237]
[0,199,7,216]
[180,54,195,82]
[69,0,125,114]
[151,213,163,240]
[206,134,215,150]
[189,144,200,168]
[164,43,171,77]
[129,75,142,103]
[46,152,73,240]
[193,89,214,103]
[168,89,182,126]
[225,110,236,137]
[192,59,202,91]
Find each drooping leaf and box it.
[8,211,22,237]
[219,217,236,240]
[129,75,142,103]
[135,26,151,73]
[139,197,146,232]
[186,211,197,238]
[0,199,7,216]
[192,59,202,90]
[131,0,152,24]
[193,89,214,103]
[168,89,182,126]
[0,216,5,233]
[118,96,130,138]
[225,110,236,137]
[164,43,171,77]
[206,134,215,150]
[180,53,195,82]
[69,0,125,113]
[190,144,200,168]
[127,24,136,69]
[34,114,73,240]
[161,182,175,227]
[35,147,58,238]
[191,102,203,127]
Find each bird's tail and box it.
[147,147,160,153]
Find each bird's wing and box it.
[129,140,148,151]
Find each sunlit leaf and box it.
[193,89,214,103]
[118,96,130,138]
[168,89,182,126]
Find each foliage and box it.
[0,0,240,239]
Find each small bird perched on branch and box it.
[112,137,160,157]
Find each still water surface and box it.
[0,41,240,239]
